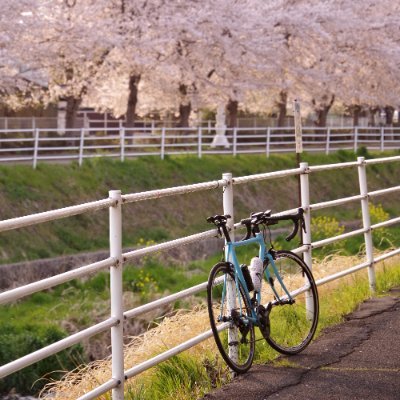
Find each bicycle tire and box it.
[263,250,319,355]
[207,262,255,373]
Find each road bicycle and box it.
[206,208,319,373]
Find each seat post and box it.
[220,223,232,243]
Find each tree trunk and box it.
[384,106,394,126]
[384,106,394,140]
[313,95,335,128]
[178,103,191,127]
[226,99,238,128]
[126,74,141,128]
[350,105,362,127]
[178,84,191,128]
[276,91,287,127]
[65,96,82,130]
[368,107,378,126]
[315,108,328,128]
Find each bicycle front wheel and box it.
[263,250,319,355]
[207,262,255,373]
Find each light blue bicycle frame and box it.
[222,231,293,325]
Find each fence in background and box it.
[0,115,383,132]
[0,126,399,168]
[0,155,400,399]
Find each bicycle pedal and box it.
[240,336,249,344]
[279,299,295,305]
[257,304,271,340]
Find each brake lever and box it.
[297,208,307,234]
[301,216,307,233]
[285,217,299,242]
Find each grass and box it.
[42,255,400,400]
[0,150,399,263]
[2,223,399,395]
[0,252,222,395]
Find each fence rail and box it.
[0,126,399,168]
[0,156,399,399]
[0,115,385,131]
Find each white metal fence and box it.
[0,126,399,168]
[0,155,400,399]
[0,115,390,131]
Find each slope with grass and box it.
[1,150,399,264]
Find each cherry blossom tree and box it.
[2,0,400,130]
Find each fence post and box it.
[120,125,125,162]
[84,112,90,130]
[326,127,331,154]
[109,190,125,399]
[198,127,202,159]
[161,127,166,160]
[266,128,270,157]
[33,128,40,169]
[233,128,237,156]
[357,157,376,292]
[380,127,385,152]
[299,162,314,319]
[354,127,358,152]
[222,172,238,368]
[78,128,85,166]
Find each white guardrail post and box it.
[354,127,358,152]
[109,190,125,399]
[79,128,85,166]
[120,124,125,162]
[326,127,331,155]
[222,172,238,367]
[198,126,202,158]
[233,128,237,156]
[161,127,166,160]
[33,128,40,169]
[299,162,314,318]
[266,128,271,157]
[357,157,376,292]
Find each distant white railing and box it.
[0,126,399,168]
[0,115,391,131]
[0,155,400,399]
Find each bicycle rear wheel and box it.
[263,250,319,354]
[207,262,255,373]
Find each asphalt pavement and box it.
[203,288,400,400]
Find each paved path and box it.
[203,288,400,400]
